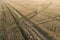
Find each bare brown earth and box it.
[0,0,60,40]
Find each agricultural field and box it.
[0,0,60,40]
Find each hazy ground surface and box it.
[0,0,60,40]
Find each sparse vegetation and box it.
[0,0,60,40]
